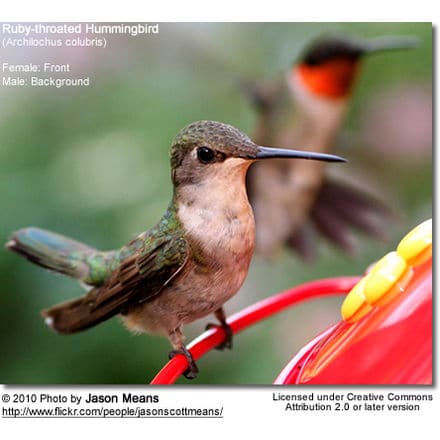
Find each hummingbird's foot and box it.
[205,321,233,350]
[206,307,233,350]
[168,346,199,380]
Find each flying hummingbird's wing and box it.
[240,78,283,113]
[288,177,398,258]
[41,233,189,334]
[241,76,287,136]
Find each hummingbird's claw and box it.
[206,322,233,350]
[168,346,199,380]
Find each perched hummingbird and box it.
[244,34,418,259]
[5,120,345,379]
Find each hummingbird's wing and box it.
[289,177,398,258]
[92,234,189,311]
[41,233,189,334]
[240,76,286,123]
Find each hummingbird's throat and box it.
[176,157,254,258]
[294,60,359,99]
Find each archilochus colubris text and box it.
[6,120,345,379]
[244,34,418,259]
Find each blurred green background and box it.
[0,22,432,384]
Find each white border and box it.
[0,2,437,438]
[0,1,436,21]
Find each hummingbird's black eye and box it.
[197,146,216,164]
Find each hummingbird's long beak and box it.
[255,146,347,163]
[363,36,420,54]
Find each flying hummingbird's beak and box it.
[255,146,347,163]
[362,35,420,54]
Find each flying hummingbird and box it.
[5,120,345,379]
[244,34,418,259]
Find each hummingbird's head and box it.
[291,34,419,100]
[170,120,345,187]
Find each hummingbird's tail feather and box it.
[41,288,116,334]
[6,227,95,280]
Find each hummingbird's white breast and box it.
[177,157,255,261]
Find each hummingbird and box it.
[244,34,418,259]
[5,120,345,379]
